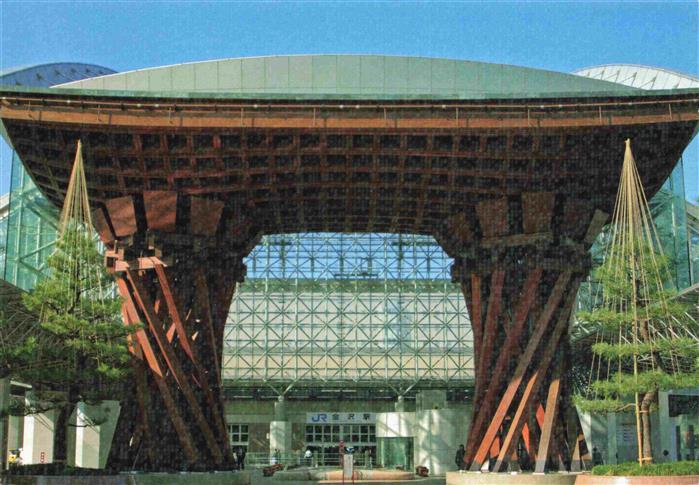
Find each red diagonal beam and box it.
[469,271,572,470]
[153,263,195,361]
[474,270,505,400]
[118,280,164,378]
[526,403,547,462]
[522,422,534,460]
[121,303,142,359]
[116,277,199,464]
[156,264,232,458]
[202,271,238,460]
[132,359,156,467]
[535,370,562,473]
[194,268,222,386]
[464,267,542,464]
[492,283,579,472]
[166,322,177,342]
[469,273,483,350]
[125,269,224,464]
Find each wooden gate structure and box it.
[1,81,697,470]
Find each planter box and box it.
[576,475,699,485]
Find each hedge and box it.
[592,461,699,476]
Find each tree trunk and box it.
[53,405,69,464]
[640,390,656,463]
[54,386,78,465]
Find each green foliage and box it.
[573,395,628,414]
[592,461,699,476]
[0,310,39,378]
[591,338,699,361]
[591,370,699,398]
[17,225,134,402]
[574,237,699,420]
[594,241,668,301]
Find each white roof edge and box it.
[0,193,10,214]
[574,63,699,82]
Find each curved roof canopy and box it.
[574,64,699,90]
[55,55,640,99]
[0,62,116,150]
[0,62,115,88]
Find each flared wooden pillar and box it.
[456,256,583,472]
[93,191,257,470]
[443,193,609,473]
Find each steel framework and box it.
[225,232,473,388]
[0,196,6,276]
[1,153,59,290]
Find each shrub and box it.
[592,461,699,476]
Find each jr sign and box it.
[306,412,375,424]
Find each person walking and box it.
[236,446,246,470]
[455,444,465,470]
[304,448,313,467]
[592,447,603,466]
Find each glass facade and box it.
[227,424,250,448]
[377,437,413,470]
[2,152,59,290]
[0,199,7,276]
[689,212,699,285]
[223,233,473,387]
[649,159,692,290]
[305,423,376,446]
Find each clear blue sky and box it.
[1,1,697,197]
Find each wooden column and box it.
[97,192,255,471]
[455,193,601,474]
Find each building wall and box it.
[21,394,57,466]
[224,392,472,475]
[225,399,413,454]
[580,389,699,466]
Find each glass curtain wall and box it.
[0,201,7,276]
[2,152,59,290]
[223,233,474,388]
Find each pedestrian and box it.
[455,444,465,470]
[236,446,246,470]
[274,448,281,464]
[8,449,22,468]
[592,447,603,466]
[304,448,313,467]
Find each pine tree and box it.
[6,142,135,464]
[18,224,133,463]
[574,140,699,464]
[575,243,699,461]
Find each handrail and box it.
[1,91,698,114]
[242,450,375,468]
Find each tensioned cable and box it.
[585,139,698,465]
